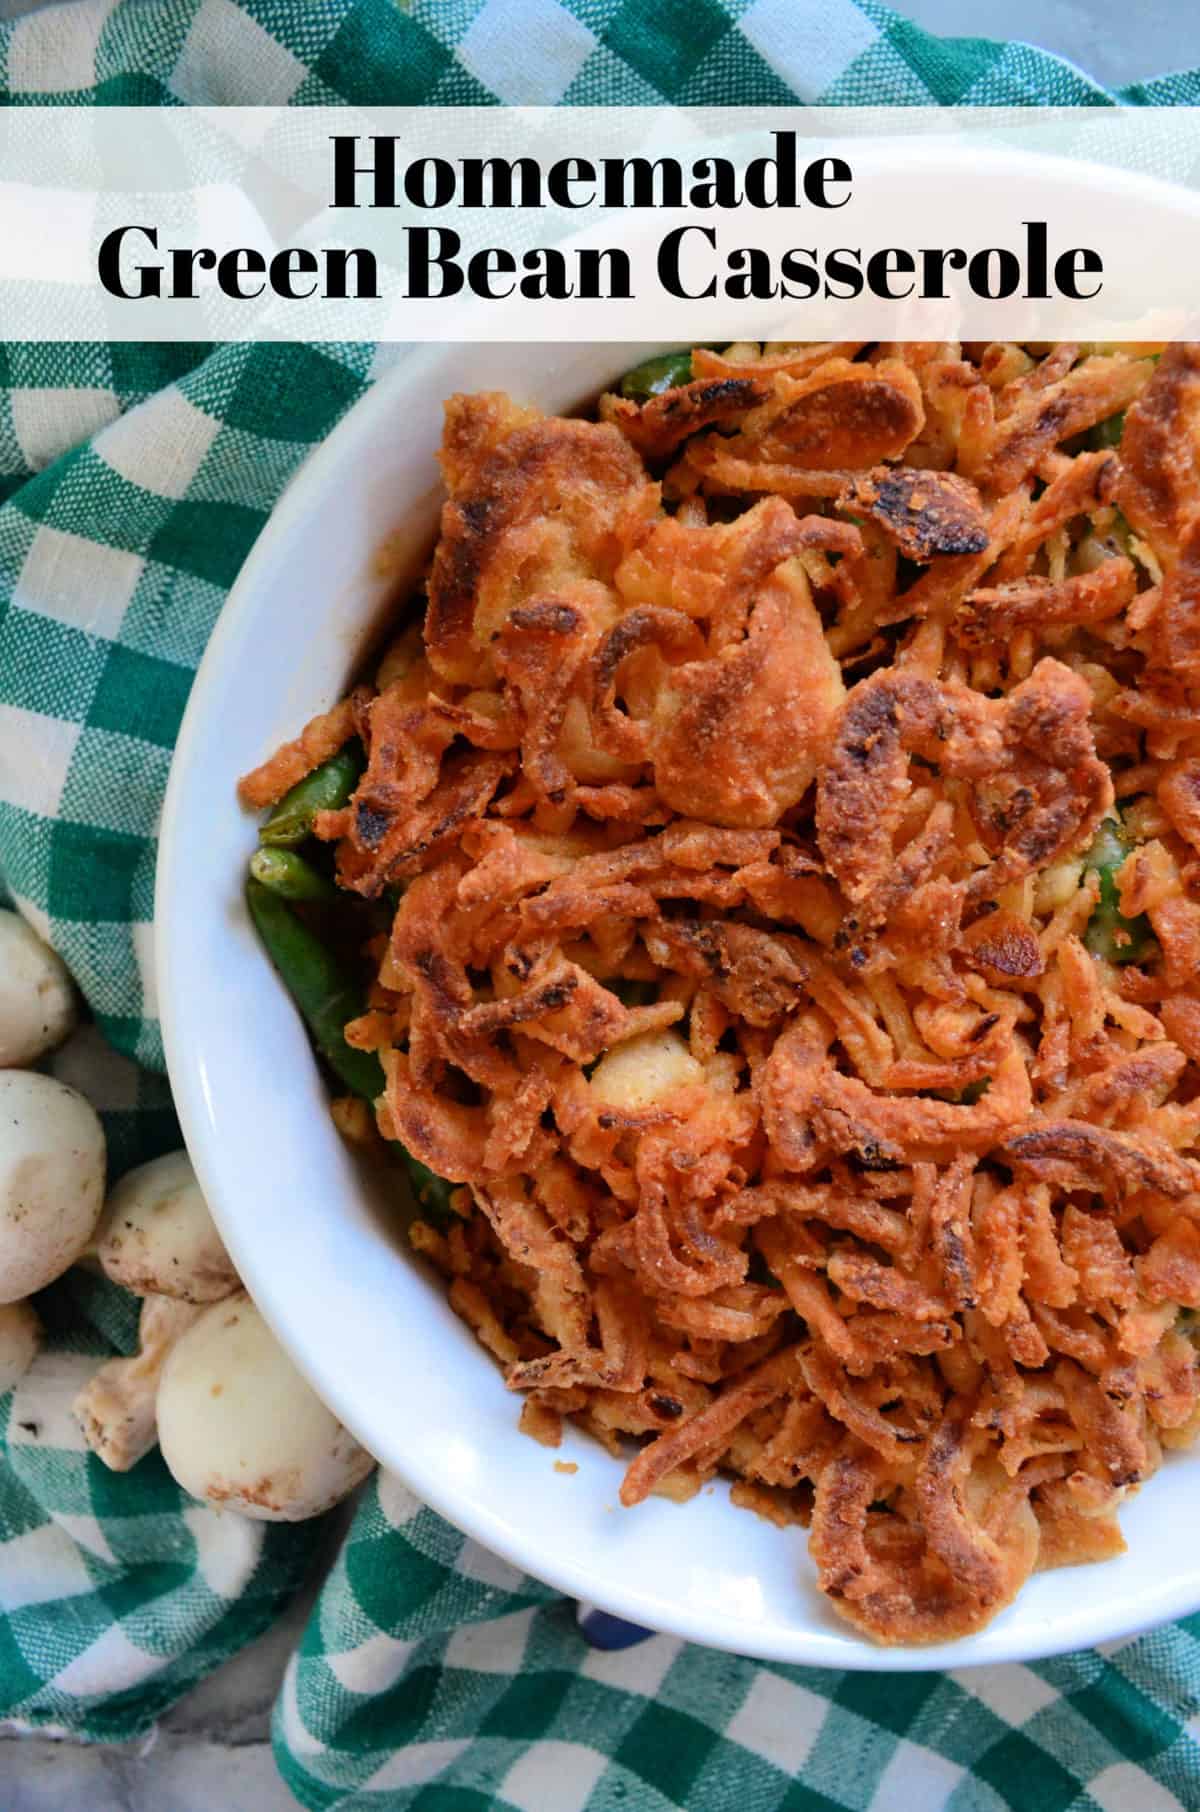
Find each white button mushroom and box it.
[0,912,77,1067]
[156,1293,375,1520]
[95,1150,238,1304]
[0,1300,42,1395]
[0,1071,106,1303]
[75,1294,203,1472]
[589,1027,703,1112]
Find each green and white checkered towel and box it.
[3,3,1200,1808]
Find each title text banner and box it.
[1,107,1198,340]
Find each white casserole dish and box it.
[159,313,1200,1669]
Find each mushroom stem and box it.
[74,1294,203,1472]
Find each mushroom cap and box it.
[157,1292,375,1521]
[0,1300,42,1395]
[96,1150,238,1303]
[589,1027,703,1111]
[0,912,77,1068]
[0,1071,106,1304]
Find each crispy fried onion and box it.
[241,341,1200,1648]
[810,1417,1050,1644]
[817,658,1112,928]
[590,558,844,828]
[838,467,989,561]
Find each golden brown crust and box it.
[958,558,1136,645]
[1117,343,1200,560]
[426,402,657,686]
[816,659,1111,929]
[237,696,358,809]
[976,354,1153,496]
[646,560,845,828]
[603,374,773,459]
[243,340,1200,1648]
[1156,514,1200,683]
[688,358,926,487]
[839,466,989,561]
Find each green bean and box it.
[245,877,384,1099]
[259,743,365,848]
[247,877,460,1219]
[402,1154,458,1221]
[1082,817,1156,965]
[249,846,338,903]
[1086,411,1125,451]
[619,349,694,401]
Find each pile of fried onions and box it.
[242,341,1200,1645]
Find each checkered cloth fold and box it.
[2,3,1200,1808]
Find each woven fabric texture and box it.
[1,4,1198,1809]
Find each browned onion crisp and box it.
[241,341,1200,1644]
